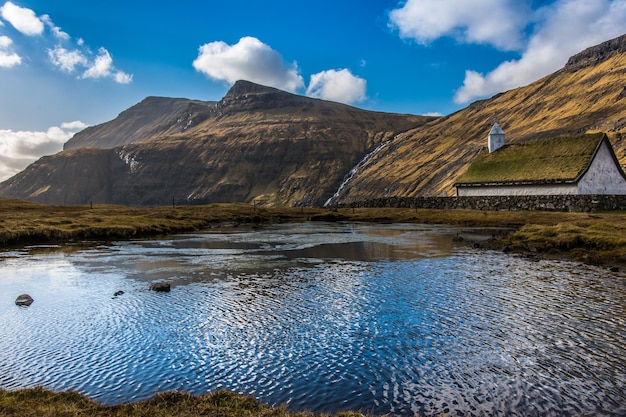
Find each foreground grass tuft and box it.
[0,388,366,417]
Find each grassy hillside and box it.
[336,45,626,200]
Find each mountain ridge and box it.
[562,33,626,73]
[2,80,429,206]
[64,96,217,150]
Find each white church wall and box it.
[577,141,626,194]
[456,183,578,197]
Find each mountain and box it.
[63,96,217,149]
[327,33,626,202]
[0,81,428,206]
[1,35,625,207]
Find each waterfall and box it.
[324,135,399,207]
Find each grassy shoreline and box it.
[0,387,364,417]
[1,198,626,266]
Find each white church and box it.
[454,121,626,197]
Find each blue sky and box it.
[1,0,626,180]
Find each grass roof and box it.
[456,133,606,185]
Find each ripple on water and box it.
[0,224,625,416]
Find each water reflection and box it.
[0,222,624,416]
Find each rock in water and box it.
[15,294,34,307]
[113,290,124,296]
[150,282,171,292]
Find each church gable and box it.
[577,138,626,194]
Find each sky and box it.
[1,0,626,181]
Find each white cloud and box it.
[193,36,304,92]
[0,1,44,36]
[306,69,367,104]
[0,121,88,181]
[0,3,132,83]
[0,35,20,67]
[60,121,89,130]
[41,14,70,40]
[46,45,132,84]
[114,70,132,84]
[454,0,626,103]
[389,0,530,51]
[81,48,132,84]
[82,47,114,79]
[48,46,87,72]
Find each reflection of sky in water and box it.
[0,222,624,416]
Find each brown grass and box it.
[0,387,365,417]
[2,198,626,266]
[0,199,322,246]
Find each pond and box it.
[0,222,624,416]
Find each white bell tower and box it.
[488,116,505,153]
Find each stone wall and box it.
[347,195,626,212]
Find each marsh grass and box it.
[504,219,626,264]
[2,198,626,265]
[0,199,322,246]
[0,387,365,417]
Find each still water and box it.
[0,223,624,416]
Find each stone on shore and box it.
[15,294,34,307]
[150,282,171,292]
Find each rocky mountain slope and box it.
[0,81,428,206]
[328,34,626,202]
[63,96,217,149]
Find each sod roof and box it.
[455,133,608,185]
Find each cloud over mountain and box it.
[454,0,626,103]
[306,69,367,104]
[193,37,368,105]
[389,0,626,104]
[193,36,304,93]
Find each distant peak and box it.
[563,33,626,72]
[225,80,284,97]
[217,80,307,112]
